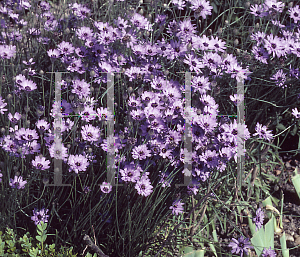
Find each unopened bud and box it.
[39,70,44,75]
[90,70,96,77]
[255,23,260,29]
[245,2,250,8]
[234,39,239,46]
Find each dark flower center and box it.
[294,13,298,17]
[232,129,238,135]
[195,5,204,13]
[75,162,81,166]
[207,157,212,162]
[37,163,43,169]
[271,43,276,49]
[203,42,209,47]
[141,184,146,190]
[87,132,93,137]
[128,172,133,177]
[162,148,167,153]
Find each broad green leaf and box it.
[251,225,265,256]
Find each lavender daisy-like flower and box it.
[31,208,49,226]
[190,0,213,19]
[132,144,152,160]
[0,172,2,183]
[253,122,274,142]
[9,175,27,189]
[135,177,153,197]
[264,34,285,58]
[228,236,253,257]
[81,124,101,142]
[289,5,300,23]
[100,182,112,194]
[76,26,94,41]
[47,49,60,58]
[171,0,186,10]
[8,112,21,124]
[169,199,184,215]
[19,79,37,92]
[68,154,89,173]
[49,143,69,161]
[120,163,141,183]
[264,0,285,13]
[252,46,269,64]
[253,207,264,231]
[270,69,286,88]
[32,155,50,170]
[57,41,75,56]
[262,247,277,257]
[71,79,90,99]
[291,108,300,119]
[249,4,268,17]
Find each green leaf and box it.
[280,232,289,257]
[251,225,265,256]
[291,167,300,200]
[276,123,286,131]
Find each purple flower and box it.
[68,154,89,173]
[8,112,21,124]
[119,162,141,183]
[264,0,285,13]
[135,176,153,197]
[0,172,2,182]
[228,236,253,257]
[264,34,285,58]
[169,199,184,215]
[253,208,264,231]
[76,26,94,41]
[292,108,300,119]
[262,247,277,257]
[31,208,49,226]
[249,4,268,17]
[253,122,274,142]
[0,44,16,59]
[47,49,60,58]
[190,0,213,19]
[171,0,186,10]
[9,175,27,189]
[132,144,152,160]
[32,155,51,170]
[270,69,286,88]
[289,5,300,23]
[81,124,101,142]
[252,46,269,64]
[100,182,112,194]
[57,41,75,56]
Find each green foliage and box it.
[0,225,96,257]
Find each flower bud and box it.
[65,28,70,34]
[245,2,250,8]
[39,70,44,75]
[90,70,96,77]
[288,2,293,8]
[233,28,238,35]
[255,23,260,29]
[234,39,239,46]
[6,94,12,100]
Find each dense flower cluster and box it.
[0,0,298,237]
